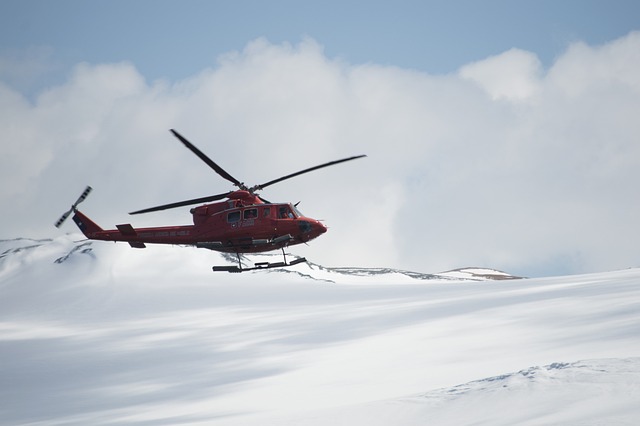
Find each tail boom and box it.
[73,210,195,248]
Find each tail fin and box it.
[72,210,104,236]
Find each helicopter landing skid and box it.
[212,249,307,273]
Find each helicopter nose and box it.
[298,219,327,237]
[317,221,327,234]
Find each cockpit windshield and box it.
[291,203,303,217]
[278,204,301,219]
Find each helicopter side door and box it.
[240,207,259,228]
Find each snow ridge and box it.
[0,237,53,259]
[1,237,521,282]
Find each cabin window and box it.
[263,207,271,218]
[227,211,241,223]
[243,208,258,219]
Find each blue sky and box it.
[1,0,639,277]
[3,0,639,91]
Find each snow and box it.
[264,358,640,426]
[1,236,639,425]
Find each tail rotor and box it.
[55,186,93,228]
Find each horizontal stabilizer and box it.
[117,224,144,248]
[117,224,137,236]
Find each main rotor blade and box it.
[170,129,243,188]
[129,191,232,215]
[255,155,367,190]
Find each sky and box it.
[1,0,639,277]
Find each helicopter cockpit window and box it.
[243,208,258,219]
[291,204,303,217]
[278,205,296,219]
[227,211,241,223]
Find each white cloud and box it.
[1,33,639,276]
[459,48,543,101]
[547,31,640,97]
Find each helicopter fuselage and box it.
[72,190,327,253]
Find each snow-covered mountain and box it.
[1,236,639,425]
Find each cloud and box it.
[1,33,639,276]
[459,48,543,101]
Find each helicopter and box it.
[55,129,366,272]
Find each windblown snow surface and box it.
[1,236,639,425]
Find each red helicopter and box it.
[56,129,366,272]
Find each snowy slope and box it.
[258,358,640,426]
[1,236,639,425]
